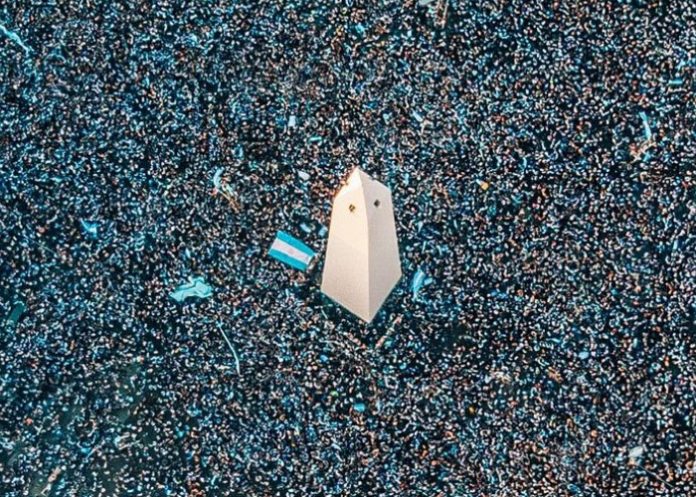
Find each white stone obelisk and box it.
[321,168,401,322]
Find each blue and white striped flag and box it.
[411,267,433,301]
[268,231,316,271]
[80,219,99,238]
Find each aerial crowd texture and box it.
[0,0,694,496]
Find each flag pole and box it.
[217,323,241,375]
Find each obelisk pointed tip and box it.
[347,167,372,187]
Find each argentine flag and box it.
[268,231,316,271]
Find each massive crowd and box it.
[1,0,694,495]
